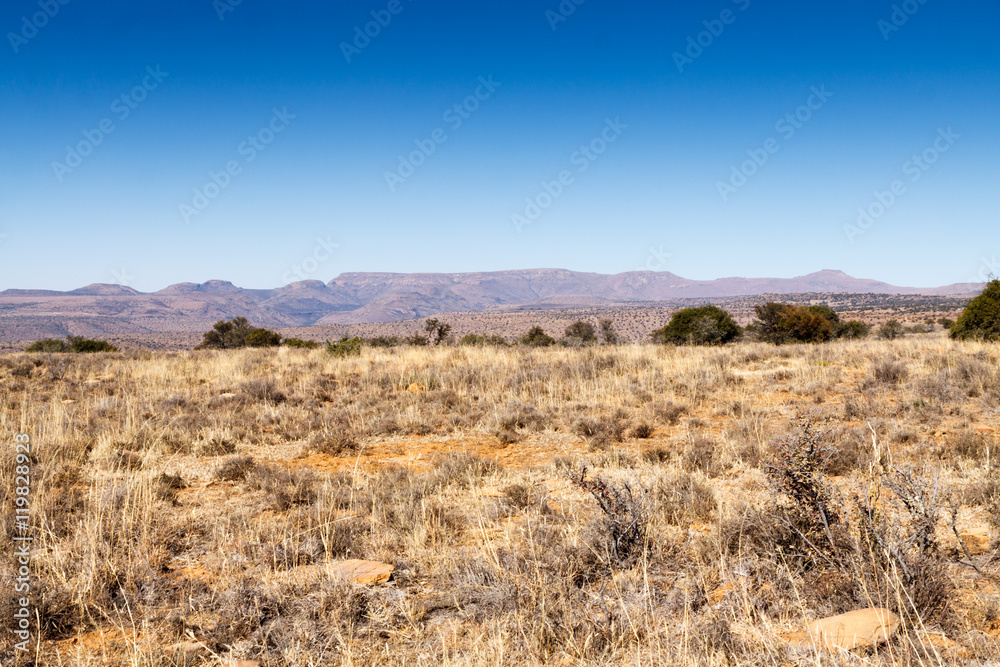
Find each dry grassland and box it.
[1,337,998,665]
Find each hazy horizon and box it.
[2,0,998,291]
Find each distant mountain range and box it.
[0,269,983,339]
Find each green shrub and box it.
[751,303,837,344]
[562,321,597,346]
[518,326,555,347]
[459,334,507,346]
[951,280,1000,341]
[26,336,117,353]
[835,320,872,339]
[282,337,319,349]
[326,336,363,357]
[25,338,68,353]
[367,336,402,348]
[196,317,281,350]
[651,306,741,345]
[878,319,904,340]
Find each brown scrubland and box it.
[1,336,998,665]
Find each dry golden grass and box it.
[1,337,998,665]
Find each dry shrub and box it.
[630,423,654,439]
[656,471,716,525]
[246,464,319,510]
[573,416,627,450]
[569,468,648,567]
[494,401,546,444]
[947,429,992,463]
[238,378,286,403]
[681,437,720,477]
[868,359,909,387]
[214,454,257,481]
[653,400,687,425]
[303,431,358,456]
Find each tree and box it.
[599,318,618,345]
[196,317,281,349]
[878,319,904,340]
[519,326,556,347]
[562,321,597,346]
[651,306,741,345]
[950,280,1000,341]
[424,319,452,345]
[751,303,837,344]
[937,317,955,330]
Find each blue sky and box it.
[1,0,997,291]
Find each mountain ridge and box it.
[0,269,983,336]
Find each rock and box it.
[329,559,393,585]
[801,608,900,650]
[959,526,991,556]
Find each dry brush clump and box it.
[1,338,999,664]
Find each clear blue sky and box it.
[1,0,998,291]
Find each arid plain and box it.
[1,334,998,665]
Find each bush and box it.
[651,306,741,345]
[562,321,597,346]
[282,337,319,349]
[835,320,872,339]
[25,338,68,353]
[878,319,904,340]
[459,334,507,346]
[751,303,832,344]
[26,336,118,353]
[367,335,401,348]
[196,317,281,350]
[326,336,363,357]
[424,318,452,345]
[599,318,618,344]
[951,280,1000,341]
[518,326,555,347]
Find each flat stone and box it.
[801,608,900,650]
[329,559,393,585]
[959,526,991,556]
